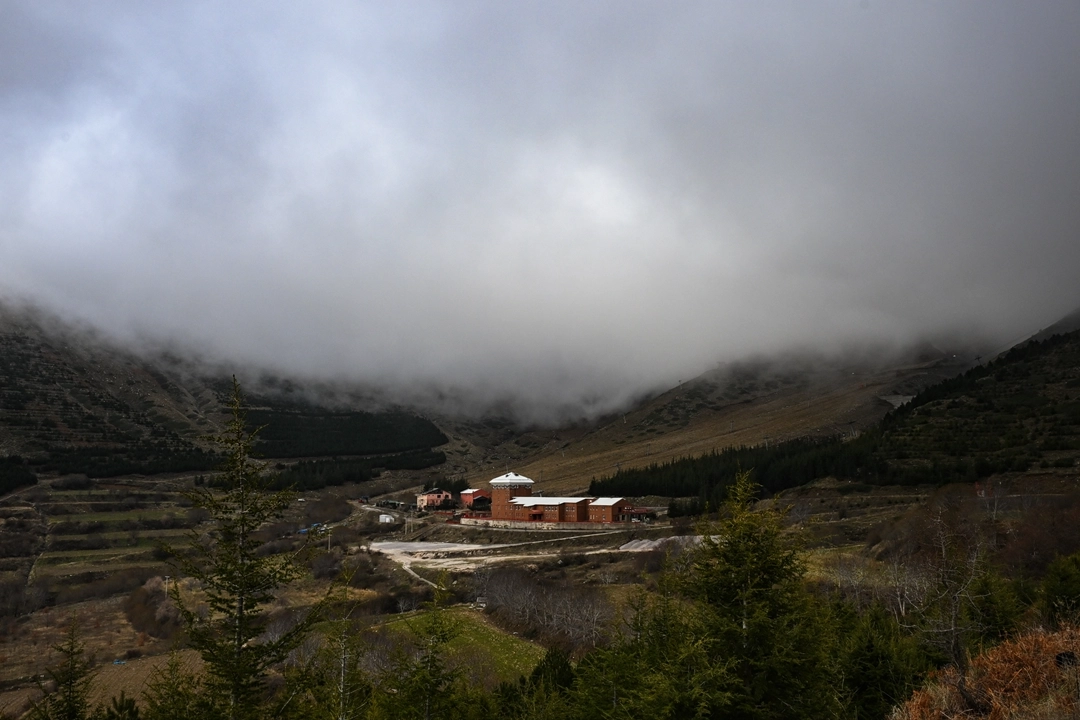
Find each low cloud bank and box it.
[2,3,1079,422]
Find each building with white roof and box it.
[488,472,628,524]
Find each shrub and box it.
[1042,552,1080,628]
[894,627,1080,719]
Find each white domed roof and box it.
[490,471,535,487]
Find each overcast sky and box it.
[2,2,1079,420]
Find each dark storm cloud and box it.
[2,2,1079,421]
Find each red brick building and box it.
[488,472,629,524]
[507,497,590,523]
[459,488,491,509]
[587,497,633,523]
[490,472,534,520]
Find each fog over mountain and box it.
[2,2,1079,422]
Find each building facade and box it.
[490,472,534,520]
[587,497,633,523]
[416,488,453,510]
[459,488,491,509]
[488,472,629,524]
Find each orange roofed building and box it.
[488,471,629,524]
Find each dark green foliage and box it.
[839,603,928,719]
[246,408,447,458]
[492,647,576,719]
[264,451,446,492]
[29,620,96,720]
[528,648,574,693]
[967,572,1024,647]
[372,587,490,720]
[570,589,733,719]
[141,652,210,720]
[567,473,843,719]
[593,330,1080,505]
[0,454,37,494]
[673,473,844,719]
[377,449,446,471]
[281,618,374,720]
[265,458,373,491]
[668,496,706,517]
[167,379,321,720]
[1041,551,1080,628]
[44,444,218,478]
[98,692,141,720]
[595,436,881,503]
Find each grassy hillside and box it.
[592,330,1080,506]
[450,345,975,495]
[378,606,546,687]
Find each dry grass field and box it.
[461,356,966,495]
[0,595,182,718]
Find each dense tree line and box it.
[42,443,219,478]
[593,438,883,505]
[262,450,446,492]
[594,330,1080,507]
[247,408,448,458]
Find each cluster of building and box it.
[415,487,491,511]
[416,472,649,525]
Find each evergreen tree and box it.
[375,587,460,720]
[167,378,319,720]
[98,692,141,720]
[281,582,373,720]
[492,648,575,720]
[29,620,96,720]
[839,603,927,720]
[672,470,844,719]
[372,583,492,720]
[141,652,209,720]
[1041,551,1080,628]
[966,570,1023,647]
[570,585,733,719]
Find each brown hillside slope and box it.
[457,350,975,495]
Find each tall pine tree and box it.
[672,470,844,719]
[168,378,319,720]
